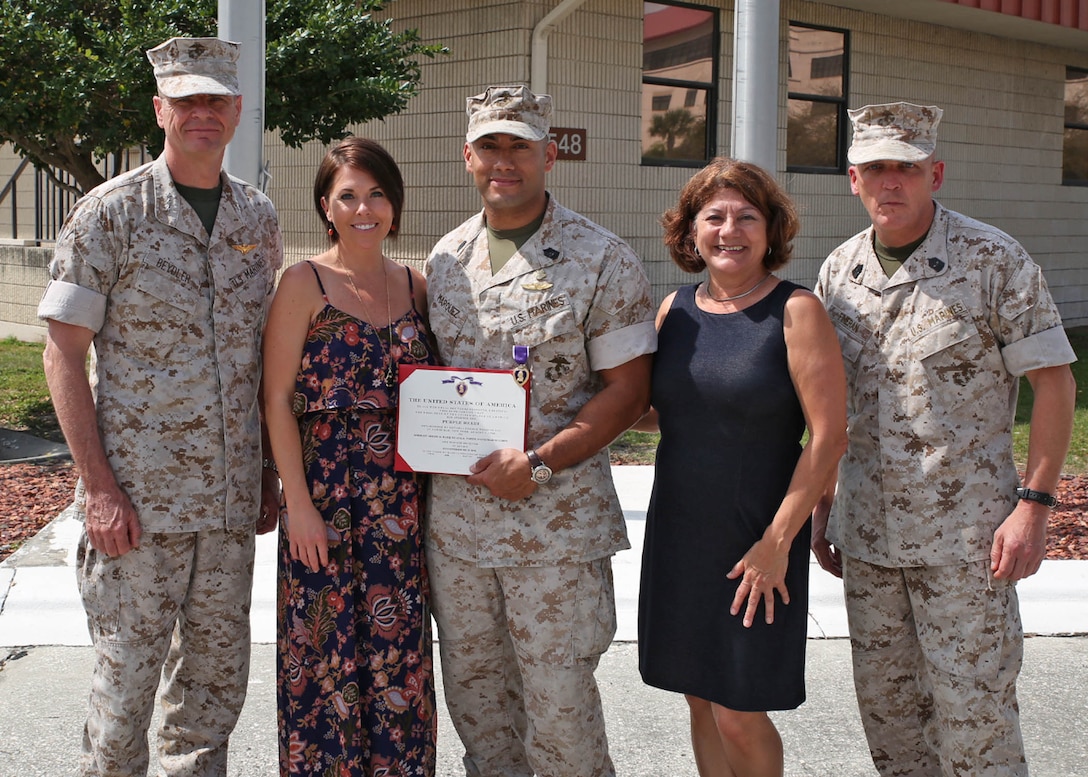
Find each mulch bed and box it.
[1,460,1086,563]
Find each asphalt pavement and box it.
[2,434,1087,775]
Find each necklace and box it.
[337,252,397,388]
[704,273,772,303]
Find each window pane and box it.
[642,90,708,163]
[1066,68,1088,127]
[1064,127,1088,183]
[644,3,715,84]
[789,25,844,98]
[1064,68,1088,183]
[787,99,839,169]
[642,4,715,166]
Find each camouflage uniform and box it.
[38,154,282,777]
[425,195,656,777]
[816,202,1075,776]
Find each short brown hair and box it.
[313,137,405,243]
[662,157,799,273]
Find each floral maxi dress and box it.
[277,262,437,776]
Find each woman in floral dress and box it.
[263,137,437,776]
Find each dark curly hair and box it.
[313,137,405,243]
[661,157,799,273]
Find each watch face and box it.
[531,465,552,484]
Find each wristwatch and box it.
[527,449,553,485]
[1015,487,1057,507]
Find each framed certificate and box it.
[395,364,530,475]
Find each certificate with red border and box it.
[395,364,530,475]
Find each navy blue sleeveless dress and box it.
[277,262,438,776]
[638,280,810,712]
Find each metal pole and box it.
[218,0,266,189]
[731,0,780,171]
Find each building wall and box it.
[0,246,51,341]
[0,145,39,246]
[796,0,1088,323]
[4,0,1087,334]
[265,0,1088,324]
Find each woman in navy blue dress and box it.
[637,158,847,776]
[264,138,437,776]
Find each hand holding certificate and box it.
[395,365,530,475]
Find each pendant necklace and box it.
[704,273,772,303]
[338,253,397,388]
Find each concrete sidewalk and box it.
[2,465,1087,775]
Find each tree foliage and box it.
[0,0,443,193]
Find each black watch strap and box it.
[1015,487,1057,507]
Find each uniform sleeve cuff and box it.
[1002,326,1077,376]
[587,320,658,372]
[37,280,107,332]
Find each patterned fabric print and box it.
[277,302,438,777]
[843,556,1026,777]
[77,528,255,777]
[40,155,283,532]
[815,202,1074,567]
[428,550,617,777]
[424,195,657,566]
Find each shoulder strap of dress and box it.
[305,259,329,302]
[405,265,417,310]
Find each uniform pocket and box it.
[511,297,584,384]
[572,558,617,662]
[117,265,201,358]
[913,318,998,416]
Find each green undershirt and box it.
[175,180,223,238]
[486,211,546,274]
[874,231,928,277]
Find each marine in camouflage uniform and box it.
[37,38,283,777]
[814,102,1077,776]
[425,86,656,777]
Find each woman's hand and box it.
[288,501,330,573]
[726,537,790,628]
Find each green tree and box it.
[0,0,443,194]
[646,109,706,161]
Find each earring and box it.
[327,227,335,237]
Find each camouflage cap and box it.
[847,102,943,165]
[466,85,552,143]
[147,37,241,99]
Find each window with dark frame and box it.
[1064,66,1088,186]
[642,1,718,167]
[787,23,849,174]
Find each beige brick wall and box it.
[0,246,51,341]
[265,0,1088,323]
[0,145,39,245]
[790,0,1088,324]
[5,0,1087,331]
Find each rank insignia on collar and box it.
[522,269,553,291]
[851,264,864,279]
[543,247,560,259]
[927,257,945,272]
[231,243,258,255]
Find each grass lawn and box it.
[3,331,1087,472]
[0,337,62,441]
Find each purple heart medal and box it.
[512,345,530,387]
